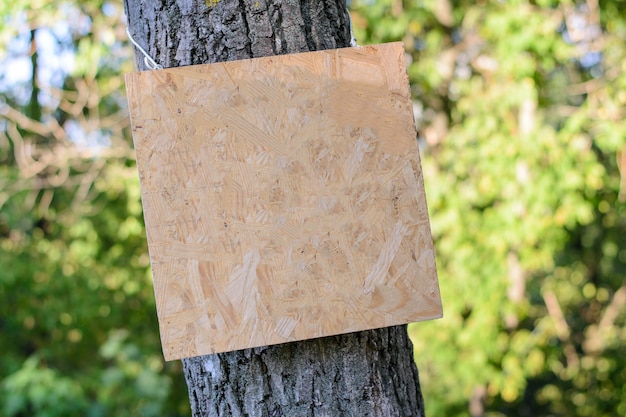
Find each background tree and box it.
[122,1,426,416]
[350,0,626,415]
[0,1,189,416]
[1,1,625,416]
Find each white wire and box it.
[126,27,163,70]
[348,11,357,47]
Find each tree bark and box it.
[123,1,426,416]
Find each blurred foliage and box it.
[351,0,626,415]
[0,1,189,416]
[1,0,625,416]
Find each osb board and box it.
[125,42,442,361]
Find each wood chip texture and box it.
[125,42,442,360]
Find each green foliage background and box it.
[1,0,624,416]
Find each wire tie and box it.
[126,27,163,70]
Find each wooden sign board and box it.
[125,42,442,360]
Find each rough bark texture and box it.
[182,326,424,417]
[124,0,354,70]
[123,1,426,416]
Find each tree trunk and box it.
[123,1,426,416]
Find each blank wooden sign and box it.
[125,42,442,360]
